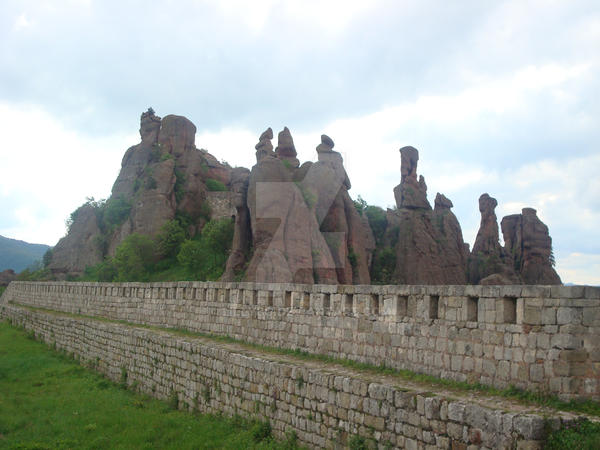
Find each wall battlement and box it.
[2,281,599,401]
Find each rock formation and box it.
[49,109,232,278]
[387,147,468,284]
[47,109,562,285]
[468,194,520,284]
[501,208,561,284]
[223,130,374,284]
[467,196,561,285]
[48,203,104,277]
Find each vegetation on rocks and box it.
[80,217,234,282]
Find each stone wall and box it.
[2,281,599,401]
[1,303,559,449]
[206,191,235,220]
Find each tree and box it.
[113,233,156,281]
[156,219,186,260]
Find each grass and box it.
[0,320,301,449]
[545,417,600,449]
[0,286,5,297]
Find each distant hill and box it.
[0,235,51,272]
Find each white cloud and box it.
[0,102,136,244]
[13,13,32,30]
[557,252,600,286]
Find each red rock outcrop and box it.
[501,208,561,284]
[48,203,104,278]
[468,193,520,284]
[49,109,233,277]
[388,147,467,284]
[225,130,374,284]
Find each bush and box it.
[205,178,227,192]
[113,234,156,281]
[365,205,387,245]
[250,420,271,443]
[546,418,600,449]
[83,260,117,282]
[102,196,131,228]
[155,219,186,260]
[353,195,367,216]
[177,218,234,280]
[371,247,396,284]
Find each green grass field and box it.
[0,320,299,449]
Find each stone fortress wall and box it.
[2,302,560,449]
[3,281,599,401]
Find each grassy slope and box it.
[0,321,298,450]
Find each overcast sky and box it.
[0,0,598,284]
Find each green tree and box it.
[177,218,234,280]
[155,219,186,260]
[365,205,387,245]
[113,234,156,281]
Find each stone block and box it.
[557,307,582,325]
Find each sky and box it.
[0,0,598,284]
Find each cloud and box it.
[0,101,135,244]
[557,253,600,286]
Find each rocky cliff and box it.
[386,146,468,284]
[49,109,232,278]
[223,129,374,284]
[48,110,561,285]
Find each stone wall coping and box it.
[6,280,599,300]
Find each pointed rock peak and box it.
[260,127,273,141]
[400,146,419,181]
[141,107,160,121]
[275,127,300,167]
[434,193,453,209]
[321,134,334,148]
[276,127,296,155]
[522,207,537,217]
[316,134,335,154]
[255,127,275,161]
[478,193,498,213]
[139,107,161,144]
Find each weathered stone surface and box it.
[222,168,252,281]
[49,110,233,277]
[255,127,275,162]
[48,204,103,278]
[4,280,598,401]
[238,130,373,284]
[3,299,573,450]
[393,146,430,210]
[501,208,561,285]
[275,127,300,168]
[468,193,520,285]
[388,147,467,284]
[139,107,161,145]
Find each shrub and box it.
[371,247,396,284]
[174,169,186,203]
[545,418,600,449]
[102,196,132,228]
[155,219,186,260]
[251,420,272,443]
[205,178,227,192]
[353,195,367,216]
[177,218,234,280]
[365,205,387,245]
[113,233,156,281]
